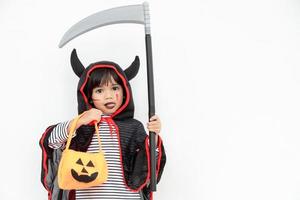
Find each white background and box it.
[1,0,300,199]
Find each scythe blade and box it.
[58,4,145,48]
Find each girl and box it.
[39,49,166,200]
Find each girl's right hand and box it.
[68,108,103,133]
[77,108,103,127]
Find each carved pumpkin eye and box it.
[76,158,84,165]
[87,161,95,167]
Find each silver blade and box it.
[58,4,145,48]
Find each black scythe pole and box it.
[58,2,158,191]
[143,3,157,191]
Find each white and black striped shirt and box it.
[48,115,141,200]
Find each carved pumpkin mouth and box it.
[71,169,98,183]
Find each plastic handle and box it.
[65,112,86,150]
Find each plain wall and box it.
[1,0,300,199]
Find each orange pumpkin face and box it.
[71,158,98,183]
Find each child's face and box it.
[91,76,124,115]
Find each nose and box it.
[104,90,113,99]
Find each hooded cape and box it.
[39,49,166,200]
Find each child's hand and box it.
[147,115,161,135]
[78,108,103,128]
[67,108,103,133]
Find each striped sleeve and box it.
[48,121,72,149]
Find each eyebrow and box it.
[95,84,120,88]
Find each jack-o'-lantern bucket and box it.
[58,113,108,189]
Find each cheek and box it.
[92,101,102,109]
[116,93,119,100]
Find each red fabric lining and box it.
[100,117,116,138]
[156,135,163,177]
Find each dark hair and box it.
[85,68,125,105]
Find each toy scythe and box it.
[59,2,158,191]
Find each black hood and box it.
[70,49,140,120]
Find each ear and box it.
[124,56,140,81]
[70,49,85,78]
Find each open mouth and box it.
[104,102,116,109]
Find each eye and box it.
[95,88,102,93]
[112,86,119,91]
